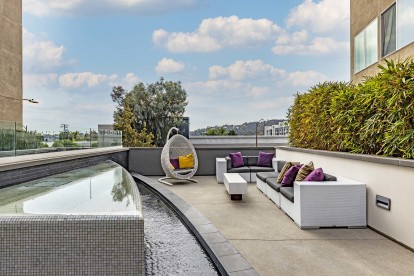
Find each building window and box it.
[397,0,414,49]
[381,4,396,57]
[354,19,378,73]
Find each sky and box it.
[22,0,350,132]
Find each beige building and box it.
[0,0,22,123]
[351,0,414,83]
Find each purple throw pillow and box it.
[170,159,179,169]
[257,151,275,167]
[229,152,244,168]
[281,164,302,186]
[304,168,325,181]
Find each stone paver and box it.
[152,176,414,276]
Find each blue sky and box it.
[22,0,350,132]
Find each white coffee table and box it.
[223,173,247,200]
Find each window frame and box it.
[354,18,378,74]
[380,3,397,58]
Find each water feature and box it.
[137,183,219,275]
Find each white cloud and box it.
[286,0,349,34]
[209,60,285,81]
[59,72,118,88]
[272,37,348,55]
[155,58,186,75]
[153,16,282,53]
[24,74,58,89]
[23,0,203,17]
[248,96,294,110]
[23,29,68,72]
[285,71,328,87]
[249,87,270,97]
[119,73,140,88]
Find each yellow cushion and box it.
[179,154,194,169]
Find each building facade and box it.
[351,0,414,83]
[0,0,22,123]
[264,121,289,137]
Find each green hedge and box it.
[288,58,414,159]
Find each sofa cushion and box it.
[277,161,299,183]
[228,166,250,173]
[249,166,274,173]
[304,168,324,181]
[257,171,278,182]
[170,158,179,169]
[281,165,302,186]
[229,152,244,168]
[246,156,258,166]
[257,151,274,167]
[179,154,194,169]
[266,178,281,192]
[295,161,314,181]
[280,187,294,203]
[277,160,286,173]
[324,173,337,181]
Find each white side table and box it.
[223,173,248,200]
[216,158,227,183]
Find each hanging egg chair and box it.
[159,127,198,186]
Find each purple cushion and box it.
[256,151,275,167]
[304,168,325,181]
[281,164,302,186]
[229,152,244,168]
[170,159,179,169]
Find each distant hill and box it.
[190,119,286,136]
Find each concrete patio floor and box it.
[150,176,414,275]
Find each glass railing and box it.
[0,121,122,158]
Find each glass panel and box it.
[354,31,365,72]
[397,0,414,49]
[365,19,378,67]
[381,4,396,57]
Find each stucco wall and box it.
[350,0,414,83]
[0,0,22,123]
[276,146,414,250]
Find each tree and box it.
[111,78,187,146]
[228,129,236,136]
[113,94,154,147]
[205,126,227,136]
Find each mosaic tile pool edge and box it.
[0,215,144,275]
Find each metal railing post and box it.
[14,121,17,156]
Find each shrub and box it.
[288,58,414,159]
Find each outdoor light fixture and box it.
[0,94,39,104]
[22,98,39,104]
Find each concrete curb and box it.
[132,173,259,276]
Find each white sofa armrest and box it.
[216,158,227,183]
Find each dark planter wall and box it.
[128,147,276,176]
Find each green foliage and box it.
[111,77,187,147]
[288,58,414,159]
[205,126,227,136]
[228,129,237,136]
[52,139,79,148]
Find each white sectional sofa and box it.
[256,160,367,229]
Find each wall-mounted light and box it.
[0,94,39,104]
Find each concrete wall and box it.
[0,0,22,123]
[276,146,414,250]
[350,0,414,83]
[129,147,276,176]
[190,136,288,147]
